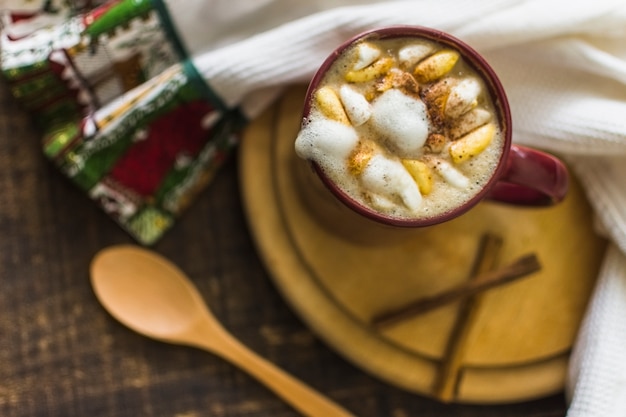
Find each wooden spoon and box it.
[90,245,354,417]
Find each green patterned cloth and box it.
[1,0,245,244]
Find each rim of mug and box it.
[302,25,513,227]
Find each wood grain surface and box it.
[0,79,570,416]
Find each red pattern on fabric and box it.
[8,12,38,24]
[108,100,215,196]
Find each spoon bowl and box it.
[90,245,353,417]
[91,245,208,340]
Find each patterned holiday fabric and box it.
[1,0,244,244]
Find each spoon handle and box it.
[193,324,355,417]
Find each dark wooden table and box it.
[0,80,567,417]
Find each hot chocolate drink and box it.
[295,32,505,222]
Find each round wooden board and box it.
[238,85,606,403]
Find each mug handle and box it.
[486,145,569,206]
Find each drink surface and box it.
[295,35,504,221]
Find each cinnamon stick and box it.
[433,234,503,401]
[370,252,541,329]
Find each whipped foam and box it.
[371,88,429,158]
[295,117,358,173]
[360,154,422,213]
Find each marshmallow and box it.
[450,108,492,139]
[446,77,481,118]
[432,159,470,189]
[398,42,435,68]
[352,42,381,71]
[339,85,372,126]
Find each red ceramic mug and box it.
[295,26,569,229]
